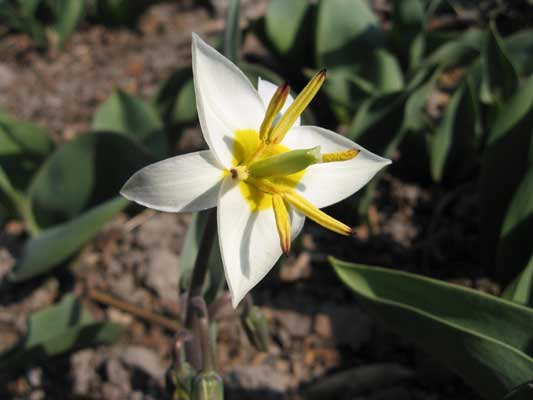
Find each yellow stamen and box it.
[322,149,360,163]
[260,83,290,141]
[245,176,281,195]
[283,190,352,236]
[269,70,326,144]
[272,194,291,255]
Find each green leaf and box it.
[316,0,384,67]
[430,74,478,182]
[28,132,153,228]
[348,91,406,153]
[265,0,311,57]
[9,197,128,282]
[480,21,518,105]
[240,62,284,88]
[50,0,85,48]
[503,380,533,400]
[391,0,425,69]
[480,77,533,281]
[93,0,150,26]
[505,29,533,77]
[497,165,533,289]
[92,89,167,156]
[503,256,533,307]
[0,294,123,369]
[153,67,197,128]
[0,110,53,191]
[180,212,224,303]
[421,28,483,70]
[223,0,240,63]
[331,258,533,400]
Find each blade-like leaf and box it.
[497,164,533,290]
[480,21,518,105]
[50,0,85,48]
[223,0,240,63]
[505,29,533,77]
[0,294,123,369]
[430,73,478,182]
[92,89,167,156]
[9,197,128,282]
[265,0,311,57]
[331,258,533,400]
[316,0,384,67]
[503,256,533,307]
[0,110,53,191]
[480,77,533,280]
[28,132,153,228]
[503,380,533,400]
[391,0,425,69]
[152,67,197,128]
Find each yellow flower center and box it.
[231,129,305,211]
[223,71,358,255]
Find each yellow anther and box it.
[269,70,326,144]
[272,194,291,255]
[283,190,352,236]
[260,83,290,141]
[322,149,360,163]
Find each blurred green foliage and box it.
[0,0,157,48]
[1,0,533,396]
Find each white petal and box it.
[218,178,304,307]
[192,33,265,167]
[121,150,223,213]
[257,78,300,127]
[282,126,391,208]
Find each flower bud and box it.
[191,371,224,400]
[248,146,321,178]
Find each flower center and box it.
[231,129,305,212]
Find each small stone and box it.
[27,368,42,387]
[314,314,333,339]
[144,249,180,301]
[279,252,312,282]
[105,357,131,392]
[120,346,166,383]
[71,350,97,395]
[225,364,293,395]
[274,310,312,338]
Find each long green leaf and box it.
[265,0,310,57]
[50,0,85,48]
[503,256,533,307]
[92,89,168,156]
[152,67,197,128]
[0,294,123,369]
[223,0,240,63]
[9,197,128,282]
[316,0,383,67]
[480,21,518,105]
[331,258,533,400]
[480,78,533,280]
[497,164,533,292]
[28,132,153,228]
[430,74,478,182]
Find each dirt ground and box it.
[0,2,488,399]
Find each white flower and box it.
[121,34,391,307]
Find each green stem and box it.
[184,209,217,370]
[185,208,217,329]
